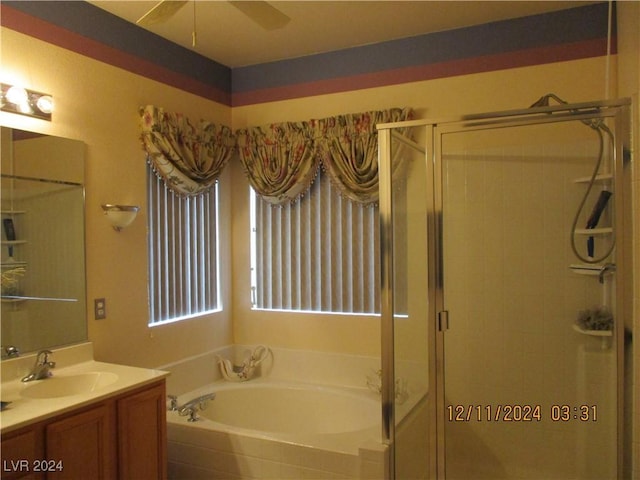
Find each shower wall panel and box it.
[442,123,617,479]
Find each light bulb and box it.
[5,86,28,105]
[36,95,54,114]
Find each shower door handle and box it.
[438,310,449,332]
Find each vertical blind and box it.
[148,170,219,323]
[251,171,380,314]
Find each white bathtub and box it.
[198,381,378,434]
[167,379,386,479]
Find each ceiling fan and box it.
[136,1,290,31]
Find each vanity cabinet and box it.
[1,380,166,480]
[46,403,116,479]
[116,382,167,479]
[1,428,44,479]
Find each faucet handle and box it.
[37,349,53,361]
[178,405,200,422]
[36,350,55,369]
[167,395,179,411]
[3,345,20,358]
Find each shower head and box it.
[529,94,607,132]
[529,93,568,108]
[529,96,549,108]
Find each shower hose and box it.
[569,120,615,264]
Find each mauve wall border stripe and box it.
[1,2,613,107]
[0,3,231,106]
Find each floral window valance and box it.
[139,105,236,196]
[313,108,412,204]
[236,122,318,204]
[237,107,413,205]
[139,105,412,203]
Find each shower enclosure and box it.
[377,98,633,479]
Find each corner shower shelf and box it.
[573,324,613,349]
[572,324,612,337]
[569,264,613,276]
[573,173,613,184]
[573,227,613,236]
[1,210,26,215]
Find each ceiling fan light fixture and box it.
[229,1,290,30]
[137,0,290,33]
[136,0,188,27]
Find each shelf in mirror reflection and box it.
[1,295,78,302]
[1,261,27,267]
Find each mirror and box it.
[1,127,87,358]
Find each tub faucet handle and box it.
[178,405,200,422]
[167,395,179,411]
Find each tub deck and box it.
[167,379,387,479]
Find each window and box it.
[250,170,380,314]
[147,169,220,324]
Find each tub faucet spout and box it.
[178,393,216,422]
[21,350,55,382]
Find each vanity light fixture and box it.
[1,83,53,121]
[101,204,140,232]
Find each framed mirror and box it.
[1,127,87,357]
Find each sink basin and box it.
[20,372,119,399]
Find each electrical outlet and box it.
[94,298,106,320]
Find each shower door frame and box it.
[377,97,632,480]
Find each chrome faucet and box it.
[178,393,216,422]
[21,350,56,382]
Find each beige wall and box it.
[230,56,617,357]
[1,27,233,368]
[1,12,637,372]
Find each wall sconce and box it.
[101,204,140,232]
[1,83,53,120]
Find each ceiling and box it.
[88,1,596,68]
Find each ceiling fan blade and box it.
[137,1,189,27]
[229,1,290,30]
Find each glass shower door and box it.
[379,126,433,480]
[439,119,619,479]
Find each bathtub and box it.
[167,379,387,479]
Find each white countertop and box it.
[0,344,169,434]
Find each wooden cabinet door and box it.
[117,382,167,480]
[45,403,115,480]
[1,427,45,480]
